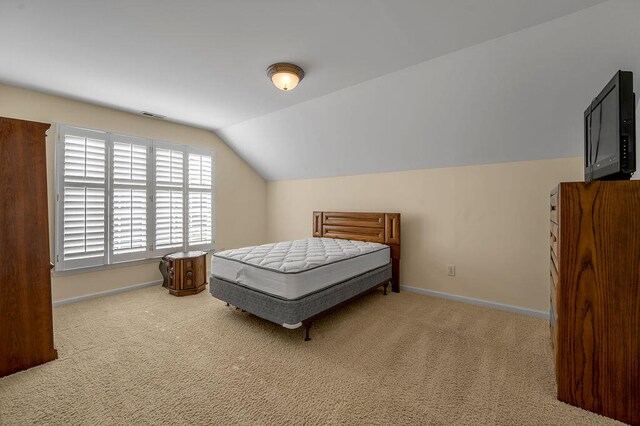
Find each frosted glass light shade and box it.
[267,63,305,91]
[271,72,300,91]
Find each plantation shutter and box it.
[58,126,107,270]
[111,134,149,262]
[55,125,216,272]
[155,144,184,254]
[187,150,214,250]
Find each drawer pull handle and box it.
[186,270,193,278]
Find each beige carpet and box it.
[0,285,622,426]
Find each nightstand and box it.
[159,251,207,296]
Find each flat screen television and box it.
[584,70,636,182]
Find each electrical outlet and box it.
[447,265,456,276]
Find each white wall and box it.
[220,0,640,181]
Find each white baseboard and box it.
[52,280,548,319]
[52,280,163,307]
[401,285,549,319]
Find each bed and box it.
[209,211,401,340]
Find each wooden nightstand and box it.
[160,251,208,296]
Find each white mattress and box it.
[211,237,390,300]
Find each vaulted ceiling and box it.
[1,0,625,180]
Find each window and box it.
[55,125,215,272]
[111,134,149,262]
[187,152,213,247]
[154,143,184,254]
[58,127,107,270]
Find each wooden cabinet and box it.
[550,181,640,425]
[160,251,207,296]
[0,117,58,377]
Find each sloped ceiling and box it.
[0,0,625,180]
[219,0,640,180]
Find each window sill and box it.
[52,253,210,277]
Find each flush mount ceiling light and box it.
[267,63,305,91]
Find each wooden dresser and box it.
[0,117,58,377]
[550,181,639,425]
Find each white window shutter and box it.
[188,191,212,245]
[112,189,147,254]
[58,126,107,270]
[188,153,212,188]
[156,148,183,187]
[55,125,215,271]
[63,134,106,183]
[63,187,106,260]
[110,135,149,262]
[154,145,185,254]
[113,141,146,185]
[155,190,184,249]
[187,151,214,250]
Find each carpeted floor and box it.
[0,285,622,426]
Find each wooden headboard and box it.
[313,211,401,293]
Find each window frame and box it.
[54,124,215,273]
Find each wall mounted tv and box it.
[584,70,636,182]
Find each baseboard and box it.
[52,280,163,307]
[401,285,549,319]
[52,280,549,319]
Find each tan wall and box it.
[0,84,267,302]
[0,82,586,312]
[267,157,584,312]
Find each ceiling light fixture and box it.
[267,63,305,91]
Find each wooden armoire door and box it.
[0,116,58,377]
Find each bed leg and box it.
[383,282,389,295]
[304,321,312,341]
